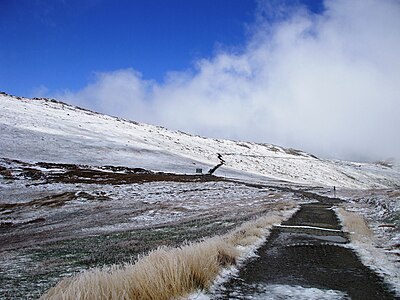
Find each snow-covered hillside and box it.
[1,92,399,188]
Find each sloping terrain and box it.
[0,157,302,297]
[1,92,399,188]
[1,92,399,298]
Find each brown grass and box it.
[41,238,237,300]
[336,207,373,242]
[223,214,283,247]
[41,201,297,300]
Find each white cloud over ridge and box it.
[53,0,400,162]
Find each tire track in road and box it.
[212,202,397,299]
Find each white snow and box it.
[243,284,349,299]
[1,93,399,298]
[1,93,399,188]
[335,189,400,296]
[192,284,349,300]
[0,159,299,241]
[274,224,342,232]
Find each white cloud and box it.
[55,69,154,119]
[31,85,49,97]
[48,0,400,162]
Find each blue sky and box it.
[1,0,255,96]
[1,0,399,162]
[0,0,322,97]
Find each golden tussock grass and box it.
[42,238,238,300]
[41,201,297,300]
[223,215,279,247]
[337,207,373,242]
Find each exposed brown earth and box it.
[1,159,223,185]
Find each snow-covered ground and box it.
[1,92,399,188]
[0,158,299,246]
[191,284,350,300]
[0,158,303,297]
[336,189,400,295]
[1,92,399,298]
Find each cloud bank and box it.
[50,0,400,162]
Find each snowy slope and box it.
[1,92,399,188]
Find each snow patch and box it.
[245,284,349,299]
[335,205,400,296]
[1,94,400,188]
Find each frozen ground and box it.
[1,158,399,298]
[335,189,400,295]
[0,158,295,250]
[1,92,399,298]
[203,201,397,299]
[1,92,400,188]
[192,284,350,300]
[0,158,306,298]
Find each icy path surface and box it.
[209,201,397,299]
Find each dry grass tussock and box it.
[337,207,373,242]
[41,201,297,300]
[223,213,284,247]
[41,238,237,300]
